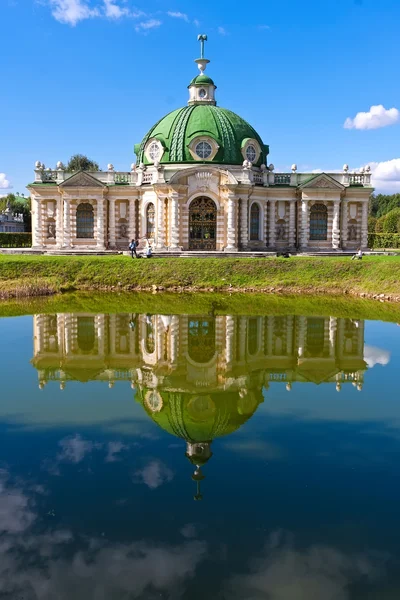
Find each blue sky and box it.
[1,0,400,194]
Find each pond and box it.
[0,297,400,598]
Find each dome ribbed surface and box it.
[138,390,262,442]
[136,105,267,166]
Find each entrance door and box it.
[189,197,217,250]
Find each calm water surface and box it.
[0,306,400,598]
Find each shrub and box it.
[368,233,400,249]
[368,216,377,233]
[375,215,386,233]
[0,233,32,248]
[383,208,400,233]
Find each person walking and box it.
[129,239,138,259]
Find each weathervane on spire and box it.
[195,34,210,75]
[197,34,208,59]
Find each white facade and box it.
[27,165,372,253]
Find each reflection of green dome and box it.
[135,105,268,167]
[137,389,263,443]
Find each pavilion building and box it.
[28,37,372,253]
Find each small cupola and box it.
[188,34,217,106]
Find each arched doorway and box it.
[189,197,217,250]
[310,204,328,241]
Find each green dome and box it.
[135,105,268,167]
[189,74,215,85]
[137,389,263,443]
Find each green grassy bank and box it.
[0,254,400,301]
[1,291,400,322]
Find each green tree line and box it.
[369,193,400,234]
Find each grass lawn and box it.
[0,254,400,300]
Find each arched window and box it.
[250,203,260,241]
[310,204,328,240]
[76,203,94,239]
[146,203,155,238]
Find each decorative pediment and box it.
[60,171,105,188]
[169,166,238,186]
[299,173,345,190]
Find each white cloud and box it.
[344,104,400,130]
[218,26,227,35]
[103,0,129,19]
[0,173,12,189]
[105,441,128,462]
[0,470,207,600]
[225,531,383,600]
[258,24,270,30]
[180,523,198,539]
[58,434,97,463]
[48,0,100,26]
[0,470,35,534]
[366,158,400,192]
[364,345,391,368]
[135,18,162,32]
[193,18,200,27]
[134,460,173,489]
[167,10,189,21]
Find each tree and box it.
[66,154,99,172]
[375,215,386,233]
[383,207,400,233]
[368,216,377,233]
[370,193,400,218]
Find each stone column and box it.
[286,315,294,356]
[96,314,105,356]
[156,196,166,250]
[55,197,63,248]
[225,315,235,368]
[238,317,247,361]
[128,198,136,242]
[358,321,365,357]
[329,317,337,358]
[109,314,116,354]
[268,200,276,248]
[64,314,71,354]
[332,201,340,250]
[62,197,71,248]
[108,198,116,248]
[341,201,348,249]
[266,316,274,356]
[289,201,296,249]
[240,197,248,250]
[170,315,179,364]
[97,198,105,249]
[170,193,180,250]
[297,316,307,358]
[361,202,368,249]
[300,199,309,249]
[32,197,42,247]
[225,193,237,251]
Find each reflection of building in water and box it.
[32,313,367,497]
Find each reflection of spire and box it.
[186,441,212,501]
[192,467,205,501]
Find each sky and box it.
[1,0,400,195]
